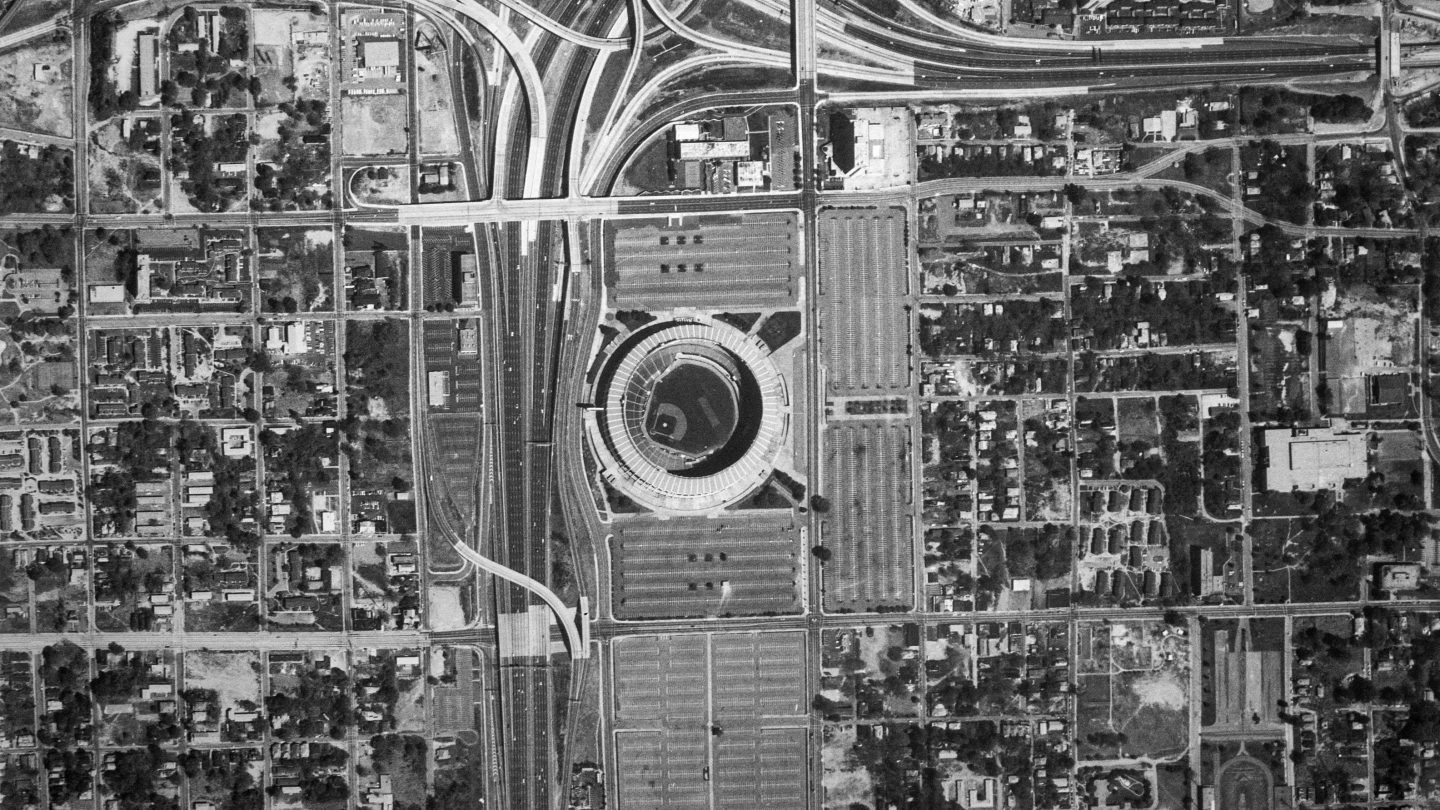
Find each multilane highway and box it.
[480,4,628,805]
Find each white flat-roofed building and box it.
[427,370,450,407]
[138,33,159,98]
[220,427,253,458]
[736,160,765,187]
[90,285,127,304]
[361,39,401,69]
[678,140,749,160]
[1263,423,1368,491]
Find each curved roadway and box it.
[447,532,587,657]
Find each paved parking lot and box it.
[818,207,910,395]
[421,319,481,411]
[714,726,808,810]
[431,647,478,735]
[614,634,709,729]
[822,421,915,611]
[611,514,802,620]
[711,630,806,724]
[607,213,799,310]
[611,631,809,810]
[418,226,474,309]
[616,731,710,809]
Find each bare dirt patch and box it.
[0,39,72,136]
[185,650,262,709]
[427,582,465,630]
[1133,670,1187,710]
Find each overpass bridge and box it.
[450,537,590,658]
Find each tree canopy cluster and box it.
[0,142,72,215]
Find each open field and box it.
[414,25,460,155]
[1076,620,1190,761]
[342,94,409,157]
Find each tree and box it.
[811,545,832,562]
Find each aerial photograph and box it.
[0,0,1437,807]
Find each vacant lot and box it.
[342,94,409,156]
[414,29,460,155]
[0,39,72,136]
[185,650,262,711]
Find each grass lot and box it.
[186,599,259,632]
[414,34,460,155]
[342,95,409,156]
[617,137,671,195]
[1250,517,1307,604]
[688,0,791,51]
[349,166,411,206]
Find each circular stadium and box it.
[587,318,789,513]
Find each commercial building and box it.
[361,39,401,71]
[1261,423,1368,491]
[678,140,750,160]
[427,370,450,407]
[137,33,159,99]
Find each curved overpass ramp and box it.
[450,538,589,659]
